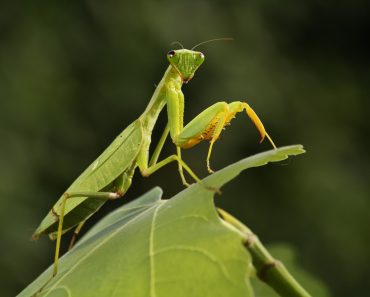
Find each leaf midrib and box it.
[149,201,163,297]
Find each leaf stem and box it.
[218,208,311,297]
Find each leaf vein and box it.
[149,202,163,297]
[153,245,235,285]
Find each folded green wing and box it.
[33,120,144,238]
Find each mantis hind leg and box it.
[138,123,199,187]
[140,152,201,187]
[51,164,136,278]
[174,101,277,173]
[32,193,71,296]
[68,220,86,250]
[31,194,70,296]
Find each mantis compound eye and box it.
[168,50,176,57]
[199,52,205,59]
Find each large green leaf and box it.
[18,145,305,297]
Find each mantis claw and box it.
[206,159,215,174]
[179,171,191,187]
[207,168,214,174]
[182,181,191,187]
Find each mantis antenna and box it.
[171,41,185,49]
[191,37,233,50]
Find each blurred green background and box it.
[1,1,369,296]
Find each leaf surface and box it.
[19,145,305,297]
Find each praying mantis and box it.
[32,43,277,291]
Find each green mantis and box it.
[32,46,277,292]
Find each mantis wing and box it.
[33,120,144,239]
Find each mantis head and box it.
[167,49,205,83]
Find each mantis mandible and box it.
[32,44,277,290]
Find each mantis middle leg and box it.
[137,122,202,186]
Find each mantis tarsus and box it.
[32,46,277,293]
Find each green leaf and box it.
[18,145,305,297]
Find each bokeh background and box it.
[1,1,369,296]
